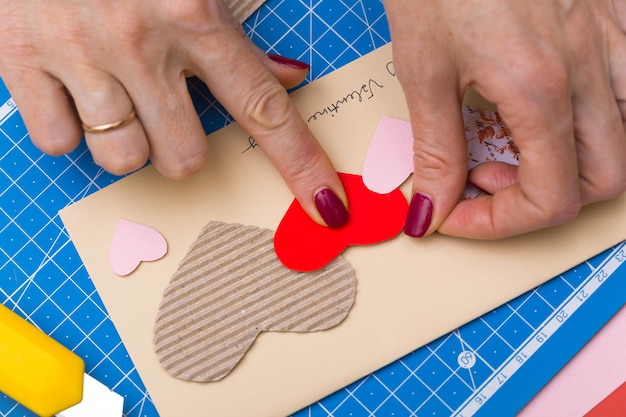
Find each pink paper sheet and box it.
[517,306,626,417]
[362,116,414,194]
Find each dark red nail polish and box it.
[315,188,349,229]
[404,192,433,237]
[267,54,311,70]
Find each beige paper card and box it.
[60,43,626,417]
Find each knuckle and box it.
[536,196,581,226]
[162,0,206,22]
[281,149,326,186]
[517,48,569,99]
[241,82,292,133]
[412,137,458,179]
[27,120,82,156]
[583,163,626,201]
[160,0,224,30]
[159,160,204,180]
[156,149,208,180]
[554,201,581,224]
[32,135,77,156]
[392,52,443,94]
[97,149,148,176]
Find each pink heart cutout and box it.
[109,219,168,276]
[362,116,414,194]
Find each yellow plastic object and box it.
[0,304,85,417]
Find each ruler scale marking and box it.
[454,242,626,417]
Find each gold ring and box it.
[81,109,137,134]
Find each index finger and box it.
[187,14,348,228]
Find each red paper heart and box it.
[274,173,408,271]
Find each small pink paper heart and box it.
[362,116,414,194]
[109,219,167,276]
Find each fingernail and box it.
[267,54,311,70]
[404,192,433,237]
[315,188,349,229]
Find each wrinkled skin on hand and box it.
[385,0,626,238]
[0,0,347,227]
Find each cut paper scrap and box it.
[109,219,168,276]
[361,107,519,194]
[274,172,408,272]
[517,306,626,417]
[463,106,519,170]
[153,221,356,382]
[586,381,626,417]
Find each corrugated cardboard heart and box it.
[154,221,356,382]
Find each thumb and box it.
[468,162,519,195]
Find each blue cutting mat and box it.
[1,1,624,416]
